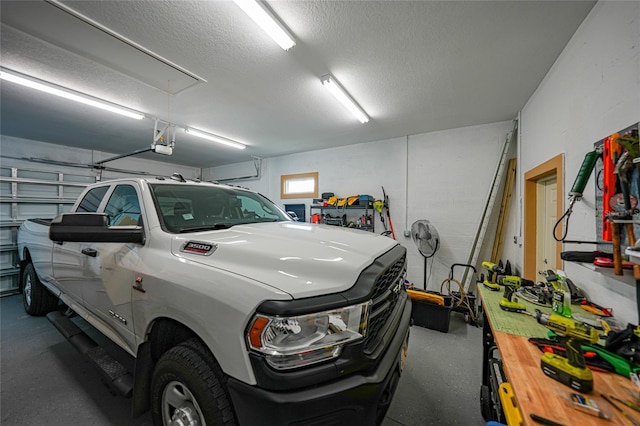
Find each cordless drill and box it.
[534,310,600,392]
[496,275,534,312]
[481,261,503,291]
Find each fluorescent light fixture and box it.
[320,74,369,124]
[185,128,246,150]
[233,0,296,51]
[0,68,145,120]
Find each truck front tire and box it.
[151,338,237,426]
[22,263,58,316]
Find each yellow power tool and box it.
[534,310,599,392]
[496,275,534,312]
[481,261,503,291]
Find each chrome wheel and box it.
[21,262,58,315]
[162,380,205,426]
[24,274,32,307]
[151,339,237,425]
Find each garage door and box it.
[0,164,95,294]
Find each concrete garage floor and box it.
[1,294,486,425]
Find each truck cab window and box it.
[104,185,141,226]
[77,186,109,212]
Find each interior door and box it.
[536,177,558,276]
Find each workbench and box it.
[479,285,636,425]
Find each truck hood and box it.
[169,222,398,299]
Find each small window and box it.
[280,172,318,199]
[77,186,109,212]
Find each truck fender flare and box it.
[133,317,219,417]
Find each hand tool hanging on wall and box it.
[553,150,600,243]
[615,126,640,323]
[602,134,623,241]
[607,144,640,275]
[381,186,396,240]
[373,200,389,236]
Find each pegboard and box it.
[594,122,640,252]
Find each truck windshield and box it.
[150,184,291,233]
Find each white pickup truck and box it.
[17,175,411,426]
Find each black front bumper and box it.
[227,297,412,426]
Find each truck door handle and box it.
[81,248,97,257]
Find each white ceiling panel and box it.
[0,0,597,168]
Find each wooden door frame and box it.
[523,154,564,279]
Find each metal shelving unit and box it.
[310,203,376,232]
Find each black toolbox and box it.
[408,289,454,333]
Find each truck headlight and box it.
[247,302,370,370]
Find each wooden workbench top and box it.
[479,285,635,425]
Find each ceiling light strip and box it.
[185,128,246,150]
[233,0,296,51]
[0,68,145,120]
[320,74,369,124]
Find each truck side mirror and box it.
[49,213,145,244]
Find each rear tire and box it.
[151,338,237,426]
[22,263,58,316]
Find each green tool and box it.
[481,261,503,291]
[535,310,600,393]
[583,343,640,378]
[496,275,534,313]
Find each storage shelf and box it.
[310,203,376,232]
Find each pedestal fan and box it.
[411,220,440,289]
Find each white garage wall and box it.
[407,121,514,291]
[204,121,513,292]
[508,1,640,324]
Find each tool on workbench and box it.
[610,394,640,413]
[495,274,534,312]
[498,383,523,426]
[601,393,640,426]
[551,290,572,318]
[517,284,551,307]
[568,393,609,419]
[481,261,503,291]
[580,299,613,317]
[605,323,640,365]
[534,310,600,392]
[528,338,615,373]
[532,332,640,378]
[542,270,586,303]
[529,413,566,426]
[582,342,640,379]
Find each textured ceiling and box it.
[0,0,596,168]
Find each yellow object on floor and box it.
[406,289,444,306]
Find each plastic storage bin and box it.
[409,290,453,333]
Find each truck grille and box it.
[363,253,406,353]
